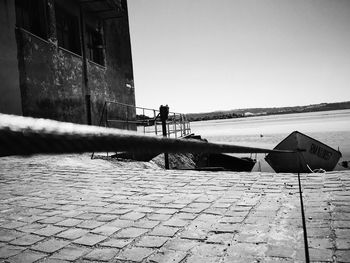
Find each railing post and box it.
[160,105,169,169]
[154,110,157,135]
[179,114,183,137]
[143,108,145,134]
[174,113,177,138]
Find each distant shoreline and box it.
[186,101,350,122]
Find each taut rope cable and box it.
[297,152,310,263]
[0,114,296,156]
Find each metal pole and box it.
[154,110,157,135]
[143,108,145,134]
[160,105,169,169]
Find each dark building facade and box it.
[0,0,135,125]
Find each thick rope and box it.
[0,114,295,156]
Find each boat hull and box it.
[265,131,342,173]
[206,153,256,172]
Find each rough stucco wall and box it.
[0,0,22,115]
[98,13,136,129]
[88,62,108,125]
[15,0,136,127]
[17,30,85,123]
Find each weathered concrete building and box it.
[0,0,135,125]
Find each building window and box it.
[15,0,48,39]
[86,27,104,66]
[55,5,81,55]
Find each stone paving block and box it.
[181,207,206,214]
[336,239,350,250]
[83,247,118,261]
[148,214,172,221]
[266,244,294,258]
[76,220,105,229]
[1,221,27,229]
[115,227,149,238]
[31,238,70,253]
[185,255,221,263]
[204,208,228,215]
[227,242,267,258]
[109,219,134,228]
[206,233,234,244]
[155,208,179,215]
[56,228,89,240]
[308,237,333,249]
[7,249,47,263]
[309,248,334,262]
[335,250,350,263]
[180,229,207,241]
[90,224,121,236]
[0,229,25,242]
[191,243,227,257]
[73,213,97,220]
[220,216,244,224]
[120,211,146,221]
[109,208,132,215]
[176,212,197,220]
[0,245,25,259]
[307,227,332,238]
[55,218,82,227]
[38,216,65,224]
[334,220,350,228]
[135,235,169,248]
[33,225,66,237]
[335,229,350,239]
[148,250,187,263]
[212,223,239,234]
[72,233,107,246]
[17,215,46,223]
[9,234,45,246]
[100,238,133,248]
[49,245,91,261]
[163,218,188,227]
[95,214,118,222]
[149,226,180,237]
[117,247,154,262]
[133,219,160,229]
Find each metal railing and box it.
[98,101,191,138]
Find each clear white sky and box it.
[127,0,350,113]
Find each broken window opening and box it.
[15,0,48,40]
[86,26,105,66]
[55,4,81,55]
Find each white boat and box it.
[265,131,342,173]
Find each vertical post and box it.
[126,105,129,130]
[143,108,145,134]
[79,5,91,125]
[179,114,183,137]
[174,113,177,138]
[154,110,157,135]
[159,105,169,169]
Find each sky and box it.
[127,0,350,114]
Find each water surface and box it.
[191,109,350,171]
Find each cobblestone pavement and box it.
[0,154,349,263]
